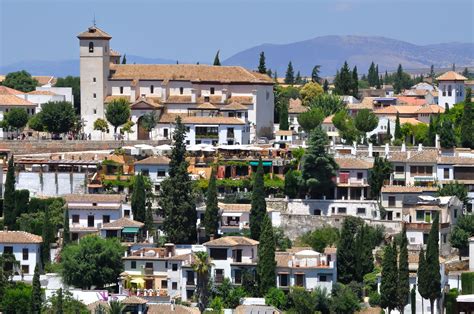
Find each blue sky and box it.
[1,0,473,66]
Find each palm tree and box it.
[192,252,213,313]
[108,300,125,314]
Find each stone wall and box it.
[0,140,170,155]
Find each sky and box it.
[1,0,473,66]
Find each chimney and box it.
[435,134,440,149]
[418,143,423,152]
[385,143,390,156]
[368,143,373,157]
[401,142,406,152]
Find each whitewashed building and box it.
[78,25,274,142]
[437,71,467,108]
[134,155,170,193]
[0,231,42,277]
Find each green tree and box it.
[300,126,338,198]
[425,115,436,146]
[40,101,76,135]
[381,242,398,313]
[394,112,402,140]
[354,109,378,141]
[213,50,221,66]
[279,103,289,130]
[250,158,267,240]
[300,226,340,253]
[93,118,109,140]
[429,65,435,80]
[30,265,42,314]
[311,65,321,83]
[55,76,81,113]
[61,236,124,289]
[105,98,131,134]
[257,215,276,295]
[1,282,32,313]
[258,52,267,74]
[131,174,146,222]
[368,62,376,87]
[273,227,292,251]
[437,182,468,205]
[63,206,70,246]
[397,226,410,314]
[330,283,361,314]
[203,168,219,238]
[192,251,211,313]
[29,113,45,138]
[411,284,417,314]
[300,82,324,106]
[3,156,16,229]
[265,287,287,309]
[337,217,360,284]
[297,107,324,133]
[159,117,197,244]
[334,61,352,95]
[4,108,28,132]
[284,61,295,84]
[369,157,393,200]
[332,110,360,144]
[460,88,473,148]
[425,214,441,314]
[449,214,474,258]
[417,247,428,310]
[42,205,55,266]
[2,70,38,92]
[394,64,404,94]
[386,119,392,142]
[354,224,374,282]
[140,111,158,133]
[121,54,127,64]
[42,288,88,313]
[284,169,300,198]
[288,287,316,313]
[439,119,456,148]
[295,71,302,84]
[352,66,359,97]
[323,79,329,92]
[144,201,154,233]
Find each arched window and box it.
[459,85,463,97]
[150,85,154,94]
[448,85,452,96]
[89,42,94,53]
[442,85,446,96]
[179,87,184,95]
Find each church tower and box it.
[77,25,111,138]
[437,71,467,109]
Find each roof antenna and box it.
[93,14,97,27]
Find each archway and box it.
[137,116,150,140]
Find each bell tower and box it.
[78,25,111,138]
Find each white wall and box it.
[438,81,465,108]
[69,208,122,230]
[0,243,41,275]
[286,199,380,219]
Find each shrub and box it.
[461,272,474,294]
[369,291,381,307]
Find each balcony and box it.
[186,279,195,286]
[288,258,334,269]
[144,268,154,275]
[226,131,235,139]
[335,177,368,186]
[196,133,218,139]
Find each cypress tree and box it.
[386,119,391,142]
[439,119,456,148]
[368,62,376,86]
[213,50,221,66]
[425,214,441,314]
[394,112,402,140]
[284,61,294,84]
[460,88,473,148]
[354,224,374,282]
[203,168,219,238]
[397,226,410,314]
[63,206,70,246]
[375,65,380,87]
[258,52,267,74]
[131,174,146,222]
[352,66,359,97]
[250,158,266,240]
[121,54,127,64]
[56,288,63,314]
[417,247,429,310]
[323,79,329,93]
[394,64,404,94]
[3,156,16,229]
[334,61,352,95]
[425,115,436,147]
[30,264,42,314]
[337,217,359,284]
[311,65,321,83]
[410,284,417,314]
[144,201,154,233]
[279,103,289,131]
[381,242,398,313]
[429,65,435,80]
[377,75,382,89]
[257,215,276,295]
[42,206,55,266]
[159,116,197,244]
[295,71,302,84]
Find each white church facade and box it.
[78,25,274,143]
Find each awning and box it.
[122,227,140,234]
[222,212,243,217]
[249,161,272,166]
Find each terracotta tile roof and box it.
[130,97,163,109]
[196,102,219,110]
[87,301,109,312]
[228,96,254,104]
[323,114,335,124]
[397,96,428,106]
[347,97,374,110]
[381,185,438,193]
[375,104,444,116]
[399,118,425,125]
[104,95,130,103]
[0,94,36,106]
[276,130,294,136]
[122,296,147,304]
[158,113,245,125]
[77,26,112,40]
[324,247,337,254]
[109,49,121,57]
[436,71,467,81]
[197,95,223,103]
[147,304,200,314]
[0,231,43,244]
[204,236,259,247]
[220,102,248,111]
[416,105,444,114]
[388,150,438,163]
[64,194,124,203]
[335,157,372,169]
[168,253,196,262]
[33,76,55,86]
[101,217,144,230]
[27,90,57,95]
[134,155,170,165]
[438,156,474,165]
[0,86,23,95]
[109,64,273,84]
[166,95,192,103]
[288,98,308,114]
[403,90,429,97]
[219,203,251,212]
[275,253,292,268]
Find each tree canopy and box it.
[40,101,76,135]
[4,108,28,131]
[258,52,267,74]
[105,98,131,133]
[354,108,379,140]
[460,88,473,148]
[213,50,221,66]
[300,82,324,106]
[55,76,81,113]
[257,215,276,295]
[284,62,295,84]
[2,70,38,92]
[250,158,267,240]
[131,173,146,222]
[203,168,219,238]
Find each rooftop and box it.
[134,155,170,165]
[381,185,438,193]
[204,236,259,247]
[158,113,245,125]
[64,194,124,203]
[335,157,372,169]
[77,25,112,40]
[101,217,144,230]
[0,231,43,244]
[436,71,467,81]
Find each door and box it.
[145,279,153,289]
[137,116,150,140]
[88,215,94,227]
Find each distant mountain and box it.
[223,35,474,76]
[0,55,178,77]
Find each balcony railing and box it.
[335,177,367,185]
[144,268,154,275]
[196,133,218,139]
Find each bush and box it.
[461,272,474,294]
[209,296,224,311]
[445,288,459,314]
[265,287,287,309]
[369,291,381,307]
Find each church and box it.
[78,25,274,143]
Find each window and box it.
[145,262,153,270]
[131,261,136,269]
[72,215,79,223]
[210,248,227,260]
[448,85,452,96]
[93,77,96,83]
[157,170,166,177]
[186,290,194,299]
[21,265,29,274]
[313,209,321,216]
[443,234,447,244]
[396,212,401,218]
[416,210,424,221]
[410,237,415,243]
[124,210,130,217]
[161,280,168,289]
[93,93,96,99]
[454,209,457,218]
[88,215,94,227]
[388,196,396,206]
[179,87,184,95]
[163,129,169,138]
[444,168,450,179]
[93,109,97,114]
[319,275,327,282]
[357,172,363,180]
[172,263,178,271]
[72,233,79,241]
[103,215,110,224]
[120,86,124,94]
[172,282,178,290]
[279,274,288,287]
[234,269,242,284]
[89,42,94,53]
[154,185,160,192]
[150,85,154,94]
[215,269,224,283]
[295,274,305,287]
[331,207,335,214]
[141,169,149,176]
[210,87,215,95]
[22,248,28,260]
[204,96,210,102]
[357,208,366,215]
[337,207,346,214]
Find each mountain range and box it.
[1,36,473,77]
